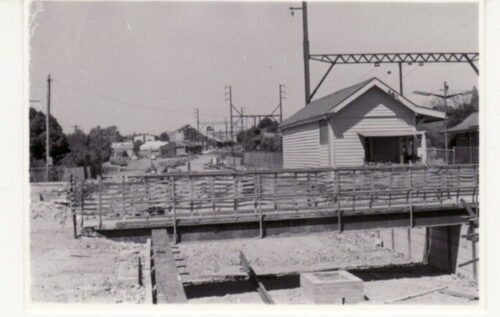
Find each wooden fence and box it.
[243,151,283,169]
[69,164,479,231]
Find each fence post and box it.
[80,178,85,227]
[121,176,126,216]
[98,175,102,229]
[408,166,413,228]
[69,175,78,239]
[273,172,278,211]
[257,174,264,238]
[233,174,238,214]
[336,170,342,233]
[170,176,178,244]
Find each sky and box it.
[29,1,479,135]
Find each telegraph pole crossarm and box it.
[413,83,474,164]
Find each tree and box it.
[180,124,206,142]
[133,140,143,155]
[257,117,280,133]
[29,107,69,166]
[159,132,170,142]
[423,86,479,147]
[236,118,282,152]
[61,125,124,177]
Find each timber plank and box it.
[151,229,187,303]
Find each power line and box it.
[57,80,226,119]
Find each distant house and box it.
[448,112,478,163]
[111,142,134,158]
[133,133,157,144]
[281,77,445,168]
[139,140,169,158]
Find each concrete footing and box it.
[300,271,364,304]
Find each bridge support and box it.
[379,224,478,280]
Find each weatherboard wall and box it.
[282,122,320,168]
[331,87,416,167]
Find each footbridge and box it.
[68,164,479,243]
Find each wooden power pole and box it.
[290,2,311,106]
[45,74,52,181]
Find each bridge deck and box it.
[69,164,479,242]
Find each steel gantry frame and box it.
[290,2,480,104]
[308,52,479,100]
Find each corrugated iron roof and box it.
[447,112,478,133]
[282,77,374,128]
[281,77,444,128]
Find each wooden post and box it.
[407,228,412,260]
[145,177,151,212]
[391,229,395,251]
[335,170,342,233]
[80,178,84,227]
[293,172,298,211]
[471,224,477,281]
[98,176,102,229]
[257,174,264,238]
[70,175,78,239]
[170,176,177,244]
[389,168,393,207]
[121,176,126,216]
[409,166,413,228]
[210,175,215,212]
[273,172,278,211]
[233,174,238,214]
[189,176,194,214]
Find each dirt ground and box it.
[178,231,410,281]
[190,274,478,304]
[30,194,146,303]
[30,183,478,305]
[179,231,477,304]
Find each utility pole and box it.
[443,82,449,162]
[414,82,473,164]
[225,85,234,156]
[240,107,245,133]
[225,118,228,142]
[290,2,310,105]
[279,84,286,124]
[194,108,200,146]
[45,74,52,181]
[398,62,404,95]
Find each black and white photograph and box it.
[4,0,499,313]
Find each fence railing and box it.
[68,164,479,231]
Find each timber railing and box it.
[68,164,479,232]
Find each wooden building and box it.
[281,78,445,168]
[448,112,479,163]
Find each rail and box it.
[68,164,479,233]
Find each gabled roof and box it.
[448,112,478,133]
[281,77,445,129]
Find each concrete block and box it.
[301,271,364,304]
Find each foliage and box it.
[423,86,478,148]
[179,124,207,143]
[29,107,69,166]
[61,125,125,177]
[159,131,170,142]
[133,140,143,155]
[237,118,282,152]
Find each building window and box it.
[319,119,328,145]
